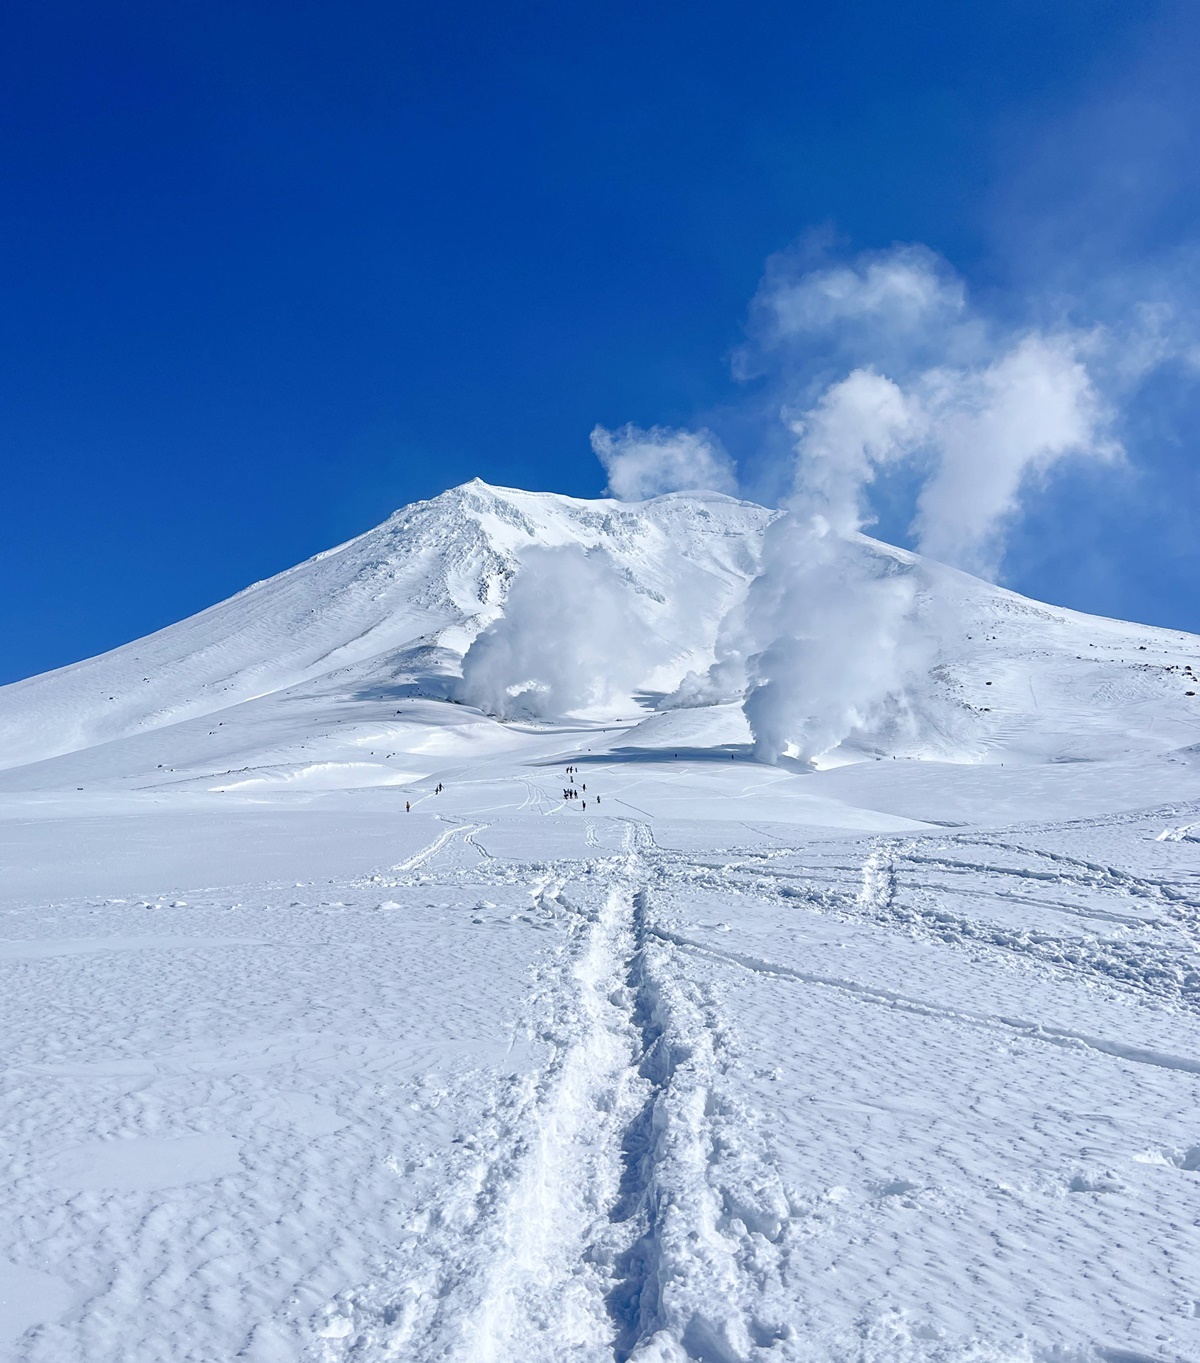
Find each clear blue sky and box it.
[4,1,1199,683]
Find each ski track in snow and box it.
[316,823,794,1363]
[278,807,1200,1363]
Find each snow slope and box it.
[0,482,770,774]
[1,480,1198,796]
[3,482,1200,1363]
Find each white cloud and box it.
[591,423,737,501]
[763,243,965,342]
[767,248,1121,577]
[769,245,965,332]
[671,244,1135,762]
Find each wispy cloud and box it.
[590,422,738,501]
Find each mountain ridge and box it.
[0,481,773,772]
[1,479,1198,785]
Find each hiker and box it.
[406,801,411,813]
[583,801,586,811]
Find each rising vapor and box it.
[458,544,662,720]
[671,242,1176,763]
[466,240,1192,765]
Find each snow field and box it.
[0,828,562,1362]
[3,482,1200,1360]
[4,791,1200,1359]
[635,818,1200,1360]
[303,798,1200,1362]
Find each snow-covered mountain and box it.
[1,478,1198,795]
[6,481,1200,1363]
[0,482,769,777]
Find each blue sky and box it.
[3,1,1199,683]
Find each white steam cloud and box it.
[454,237,1194,763]
[459,545,658,720]
[760,245,1119,575]
[788,368,922,534]
[663,241,1182,763]
[754,242,966,359]
[740,520,933,763]
[591,423,737,501]
[912,332,1114,575]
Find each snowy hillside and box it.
[1,479,1198,796]
[0,481,770,779]
[3,482,1200,1363]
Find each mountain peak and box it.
[1,480,1197,781]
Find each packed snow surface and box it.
[2,481,1200,1362]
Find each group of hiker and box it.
[405,781,446,813]
[403,769,603,815]
[563,764,598,810]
